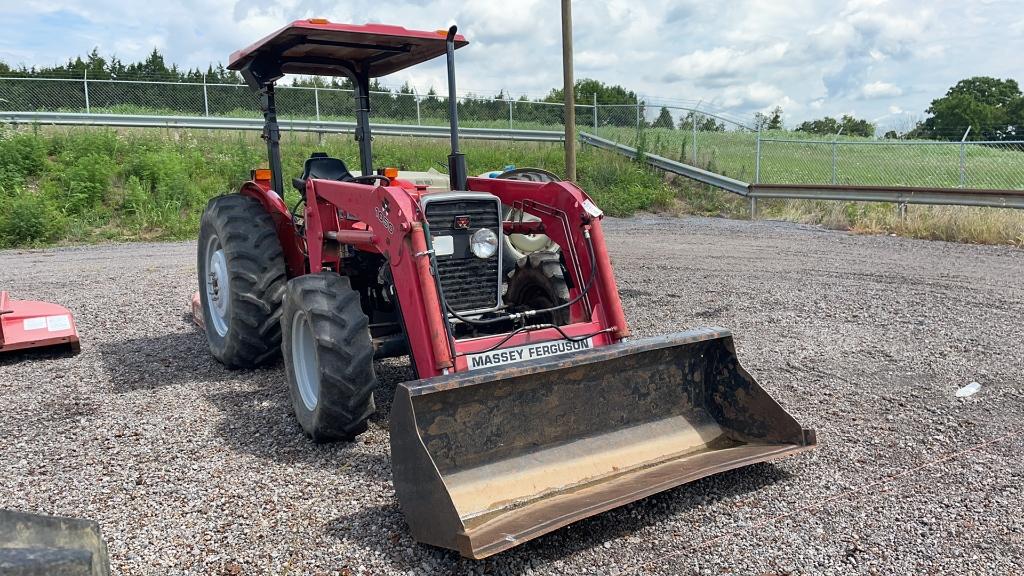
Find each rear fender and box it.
[239,181,306,277]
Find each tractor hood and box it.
[229,19,468,81]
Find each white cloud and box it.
[663,42,789,84]
[861,81,903,98]
[718,82,786,108]
[0,0,1018,128]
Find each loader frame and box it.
[227,20,630,378]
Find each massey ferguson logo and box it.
[374,205,394,235]
[454,215,471,229]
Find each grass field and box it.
[598,126,1024,191]
[0,126,673,248]
[0,125,1021,249]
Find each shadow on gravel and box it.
[98,331,236,391]
[326,463,793,575]
[205,386,393,480]
[0,345,79,366]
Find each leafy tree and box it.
[651,106,674,129]
[922,77,1021,140]
[545,78,642,127]
[546,78,639,106]
[677,111,724,132]
[795,114,874,137]
[795,116,839,134]
[839,115,874,137]
[753,106,783,131]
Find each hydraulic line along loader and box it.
[195,20,816,559]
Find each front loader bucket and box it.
[391,328,816,559]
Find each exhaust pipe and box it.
[444,25,468,192]
[390,328,816,558]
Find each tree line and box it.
[2,48,1021,140]
[0,48,645,127]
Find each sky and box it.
[1,0,1022,131]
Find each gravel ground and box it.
[1,215,1022,575]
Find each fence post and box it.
[635,103,640,131]
[83,70,90,114]
[755,126,762,184]
[314,82,320,122]
[312,79,323,145]
[203,74,210,116]
[593,93,598,130]
[750,196,758,220]
[832,127,843,184]
[692,110,698,164]
[959,126,971,188]
[509,99,514,130]
[414,89,421,125]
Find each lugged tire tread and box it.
[282,272,377,442]
[198,194,287,368]
[507,251,572,325]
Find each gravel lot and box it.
[2,215,1022,575]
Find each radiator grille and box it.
[424,198,502,313]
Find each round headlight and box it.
[470,228,498,259]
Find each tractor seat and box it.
[293,153,354,191]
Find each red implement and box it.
[0,291,80,354]
[190,291,204,331]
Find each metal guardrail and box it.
[579,132,749,195]
[0,111,565,142]
[750,184,1024,210]
[580,131,1024,213]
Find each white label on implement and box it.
[433,235,455,256]
[23,317,46,331]
[466,338,594,371]
[46,315,71,332]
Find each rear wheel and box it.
[506,251,571,326]
[197,194,286,368]
[282,272,377,442]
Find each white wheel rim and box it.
[291,311,320,412]
[204,237,230,337]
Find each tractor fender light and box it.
[470,228,498,259]
[308,18,330,24]
[384,167,399,179]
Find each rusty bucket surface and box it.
[390,328,816,559]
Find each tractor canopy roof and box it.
[228,19,469,81]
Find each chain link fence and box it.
[0,76,602,130]
[2,75,1022,190]
[756,137,1024,190]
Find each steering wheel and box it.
[351,175,392,186]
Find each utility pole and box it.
[561,0,576,181]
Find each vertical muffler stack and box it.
[390,328,816,559]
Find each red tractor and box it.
[197,20,815,559]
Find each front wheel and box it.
[281,272,377,442]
